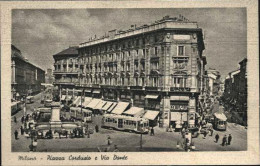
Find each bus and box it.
[213,112,227,131]
[101,114,149,134]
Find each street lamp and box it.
[140,120,144,151]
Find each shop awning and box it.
[170,96,189,101]
[93,89,101,94]
[66,95,72,100]
[102,102,114,111]
[86,98,102,109]
[107,103,117,113]
[145,95,159,99]
[111,102,130,115]
[93,101,107,110]
[61,95,66,100]
[73,96,81,105]
[143,110,159,120]
[171,112,188,121]
[83,97,92,107]
[123,107,144,116]
[70,107,81,112]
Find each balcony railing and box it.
[170,87,191,92]
[145,86,162,91]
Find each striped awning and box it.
[93,101,107,110]
[86,99,102,109]
[123,107,144,116]
[102,102,114,111]
[111,102,130,115]
[73,96,81,105]
[83,97,92,107]
[143,110,159,120]
[107,103,117,113]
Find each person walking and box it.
[215,133,219,143]
[95,125,99,133]
[151,127,155,136]
[107,135,112,145]
[20,125,24,135]
[222,135,227,146]
[21,116,24,124]
[14,130,18,140]
[228,134,232,145]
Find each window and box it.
[143,49,146,57]
[126,63,130,71]
[141,62,145,70]
[153,77,159,87]
[141,77,145,86]
[173,77,187,88]
[114,78,117,85]
[134,62,138,70]
[135,77,138,86]
[127,78,130,85]
[128,51,131,57]
[178,46,184,56]
[155,47,158,56]
[121,77,125,85]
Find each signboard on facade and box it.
[173,35,190,40]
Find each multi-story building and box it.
[207,68,221,96]
[223,58,247,125]
[67,15,207,127]
[11,44,45,100]
[45,68,55,84]
[53,46,79,100]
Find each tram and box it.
[213,112,227,131]
[70,107,92,122]
[101,114,149,133]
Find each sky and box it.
[12,8,247,77]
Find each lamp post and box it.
[140,120,144,151]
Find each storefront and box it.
[145,94,161,111]
[169,95,189,128]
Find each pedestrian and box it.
[151,127,154,136]
[14,130,18,140]
[215,133,219,143]
[107,135,112,145]
[21,116,24,124]
[222,135,227,146]
[20,125,24,135]
[228,134,232,145]
[14,116,17,123]
[95,125,99,133]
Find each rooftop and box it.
[53,46,79,57]
[79,15,200,48]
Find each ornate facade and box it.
[53,16,207,127]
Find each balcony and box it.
[53,69,79,75]
[130,86,144,90]
[170,87,191,92]
[54,79,79,85]
[145,86,162,91]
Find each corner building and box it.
[77,16,205,127]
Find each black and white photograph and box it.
[1,0,259,165]
[10,8,248,152]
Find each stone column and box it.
[50,102,62,129]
